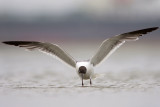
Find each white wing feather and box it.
[90,27,158,67]
[3,41,76,68]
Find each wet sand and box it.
[0,42,160,107]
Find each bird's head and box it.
[78,66,87,74]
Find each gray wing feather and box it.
[2,41,76,68]
[90,27,159,67]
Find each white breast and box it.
[76,61,94,79]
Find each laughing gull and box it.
[2,27,159,86]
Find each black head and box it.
[78,66,87,74]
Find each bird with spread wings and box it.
[3,27,159,86]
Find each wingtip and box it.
[2,41,11,45]
[152,27,159,30]
[144,27,159,32]
[2,41,21,46]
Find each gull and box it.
[2,27,159,86]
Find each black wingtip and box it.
[151,27,159,31]
[142,27,159,32]
[2,41,35,46]
[125,27,159,35]
[147,27,159,33]
[2,41,19,46]
[2,41,13,45]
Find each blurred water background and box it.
[0,0,160,107]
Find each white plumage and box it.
[2,27,159,86]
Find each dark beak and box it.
[78,66,87,86]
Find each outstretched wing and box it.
[3,41,76,68]
[90,27,159,67]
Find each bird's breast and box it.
[76,61,94,79]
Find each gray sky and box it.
[0,0,160,21]
[0,0,159,41]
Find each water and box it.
[0,43,160,107]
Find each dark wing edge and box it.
[2,41,77,68]
[90,27,159,67]
[118,27,159,40]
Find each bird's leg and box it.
[82,74,84,86]
[90,78,92,85]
